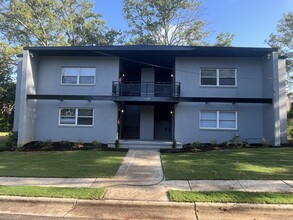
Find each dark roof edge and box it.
[23,45,277,52]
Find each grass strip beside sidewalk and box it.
[0,186,106,200]
[169,190,293,204]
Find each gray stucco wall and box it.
[174,102,263,144]
[34,56,119,143]
[175,57,263,98]
[37,56,118,95]
[174,57,267,144]
[35,100,117,143]
[17,55,119,145]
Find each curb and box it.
[0,196,292,219]
[195,202,293,210]
[0,196,192,208]
[0,196,195,219]
[1,196,293,209]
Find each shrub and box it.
[261,138,270,147]
[115,139,120,149]
[242,141,251,148]
[172,139,177,150]
[73,140,84,149]
[40,140,54,151]
[211,139,218,146]
[288,127,293,139]
[59,141,72,147]
[191,141,201,151]
[5,131,18,150]
[229,137,243,148]
[288,104,293,119]
[220,141,229,148]
[91,140,102,148]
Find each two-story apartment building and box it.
[13,45,287,147]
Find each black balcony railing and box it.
[112,81,180,97]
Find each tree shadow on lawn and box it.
[0,151,127,178]
[162,148,293,180]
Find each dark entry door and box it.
[154,120,171,140]
[154,105,172,140]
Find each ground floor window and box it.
[200,110,237,129]
[59,108,93,126]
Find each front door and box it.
[154,120,171,140]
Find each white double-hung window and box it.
[61,67,96,85]
[200,111,237,130]
[59,108,94,126]
[200,68,236,86]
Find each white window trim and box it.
[200,68,237,87]
[60,67,96,86]
[199,110,238,130]
[58,108,94,127]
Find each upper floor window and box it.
[200,110,237,130]
[61,67,96,85]
[200,68,236,87]
[59,108,94,126]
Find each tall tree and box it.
[266,12,293,86]
[0,41,20,131]
[58,0,121,46]
[123,0,209,45]
[0,0,121,46]
[214,32,235,47]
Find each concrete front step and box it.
[108,140,182,149]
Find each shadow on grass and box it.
[0,151,127,178]
[162,148,293,180]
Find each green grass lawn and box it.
[169,190,293,204]
[0,132,9,148]
[0,186,106,200]
[161,147,293,180]
[0,151,126,177]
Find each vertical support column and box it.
[140,68,155,140]
[272,52,281,146]
[140,106,154,140]
[17,50,38,146]
[141,68,155,96]
[13,56,23,132]
[278,58,287,144]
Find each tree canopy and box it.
[123,0,234,46]
[0,0,121,46]
[0,41,20,131]
[123,0,209,45]
[214,32,235,47]
[267,12,293,86]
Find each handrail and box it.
[112,81,180,97]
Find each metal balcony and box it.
[112,81,180,97]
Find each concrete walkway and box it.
[0,149,292,202]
